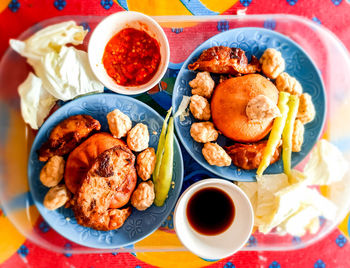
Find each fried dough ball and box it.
[136,148,156,181]
[107,109,132,138]
[202,142,232,167]
[43,184,70,210]
[292,119,305,152]
[260,48,285,79]
[297,93,316,124]
[246,95,281,121]
[127,123,149,152]
[190,122,218,143]
[131,181,155,211]
[189,71,215,98]
[190,95,211,120]
[275,72,303,95]
[40,156,65,187]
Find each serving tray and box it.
[1,14,350,254]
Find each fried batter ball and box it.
[136,148,156,181]
[131,180,155,211]
[40,156,65,187]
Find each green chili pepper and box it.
[153,108,172,182]
[257,91,290,177]
[282,95,300,177]
[154,117,174,206]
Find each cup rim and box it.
[87,11,170,95]
[173,178,254,259]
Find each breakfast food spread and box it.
[184,46,316,174]
[102,28,161,86]
[9,17,343,246]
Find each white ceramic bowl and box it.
[174,179,254,260]
[88,11,170,95]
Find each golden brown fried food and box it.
[131,180,155,211]
[109,167,137,209]
[40,156,65,187]
[202,142,232,167]
[43,184,70,210]
[73,145,135,231]
[225,140,281,170]
[136,148,156,181]
[65,132,126,194]
[39,115,101,161]
[211,74,279,143]
[188,46,261,75]
[260,48,285,79]
[189,72,215,98]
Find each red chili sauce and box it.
[102,28,161,86]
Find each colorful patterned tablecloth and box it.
[1,0,350,267]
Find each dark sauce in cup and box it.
[186,187,235,236]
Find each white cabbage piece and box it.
[237,181,258,211]
[9,21,87,60]
[279,205,320,237]
[300,187,337,220]
[29,46,104,101]
[18,73,57,129]
[254,173,289,228]
[279,187,337,236]
[304,139,349,185]
[328,170,350,209]
[258,183,306,234]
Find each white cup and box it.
[174,178,254,260]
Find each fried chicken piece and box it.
[297,93,316,124]
[136,148,156,181]
[188,46,261,75]
[73,145,135,231]
[260,48,285,79]
[38,115,101,161]
[127,123,149,152]
[225,140,281,170]
[292,119,305,152]
[131,180,155,211]
[202,142,232,167]
[190,95,211,120]
[190,122,218,143]
[189,72,215,98]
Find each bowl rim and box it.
[88,11,170,96]
[173,178,254,259]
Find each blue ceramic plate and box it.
[172,27,326,181]
[28,93,184,249]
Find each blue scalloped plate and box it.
[172,27,326,181]
[28,93,184,249]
